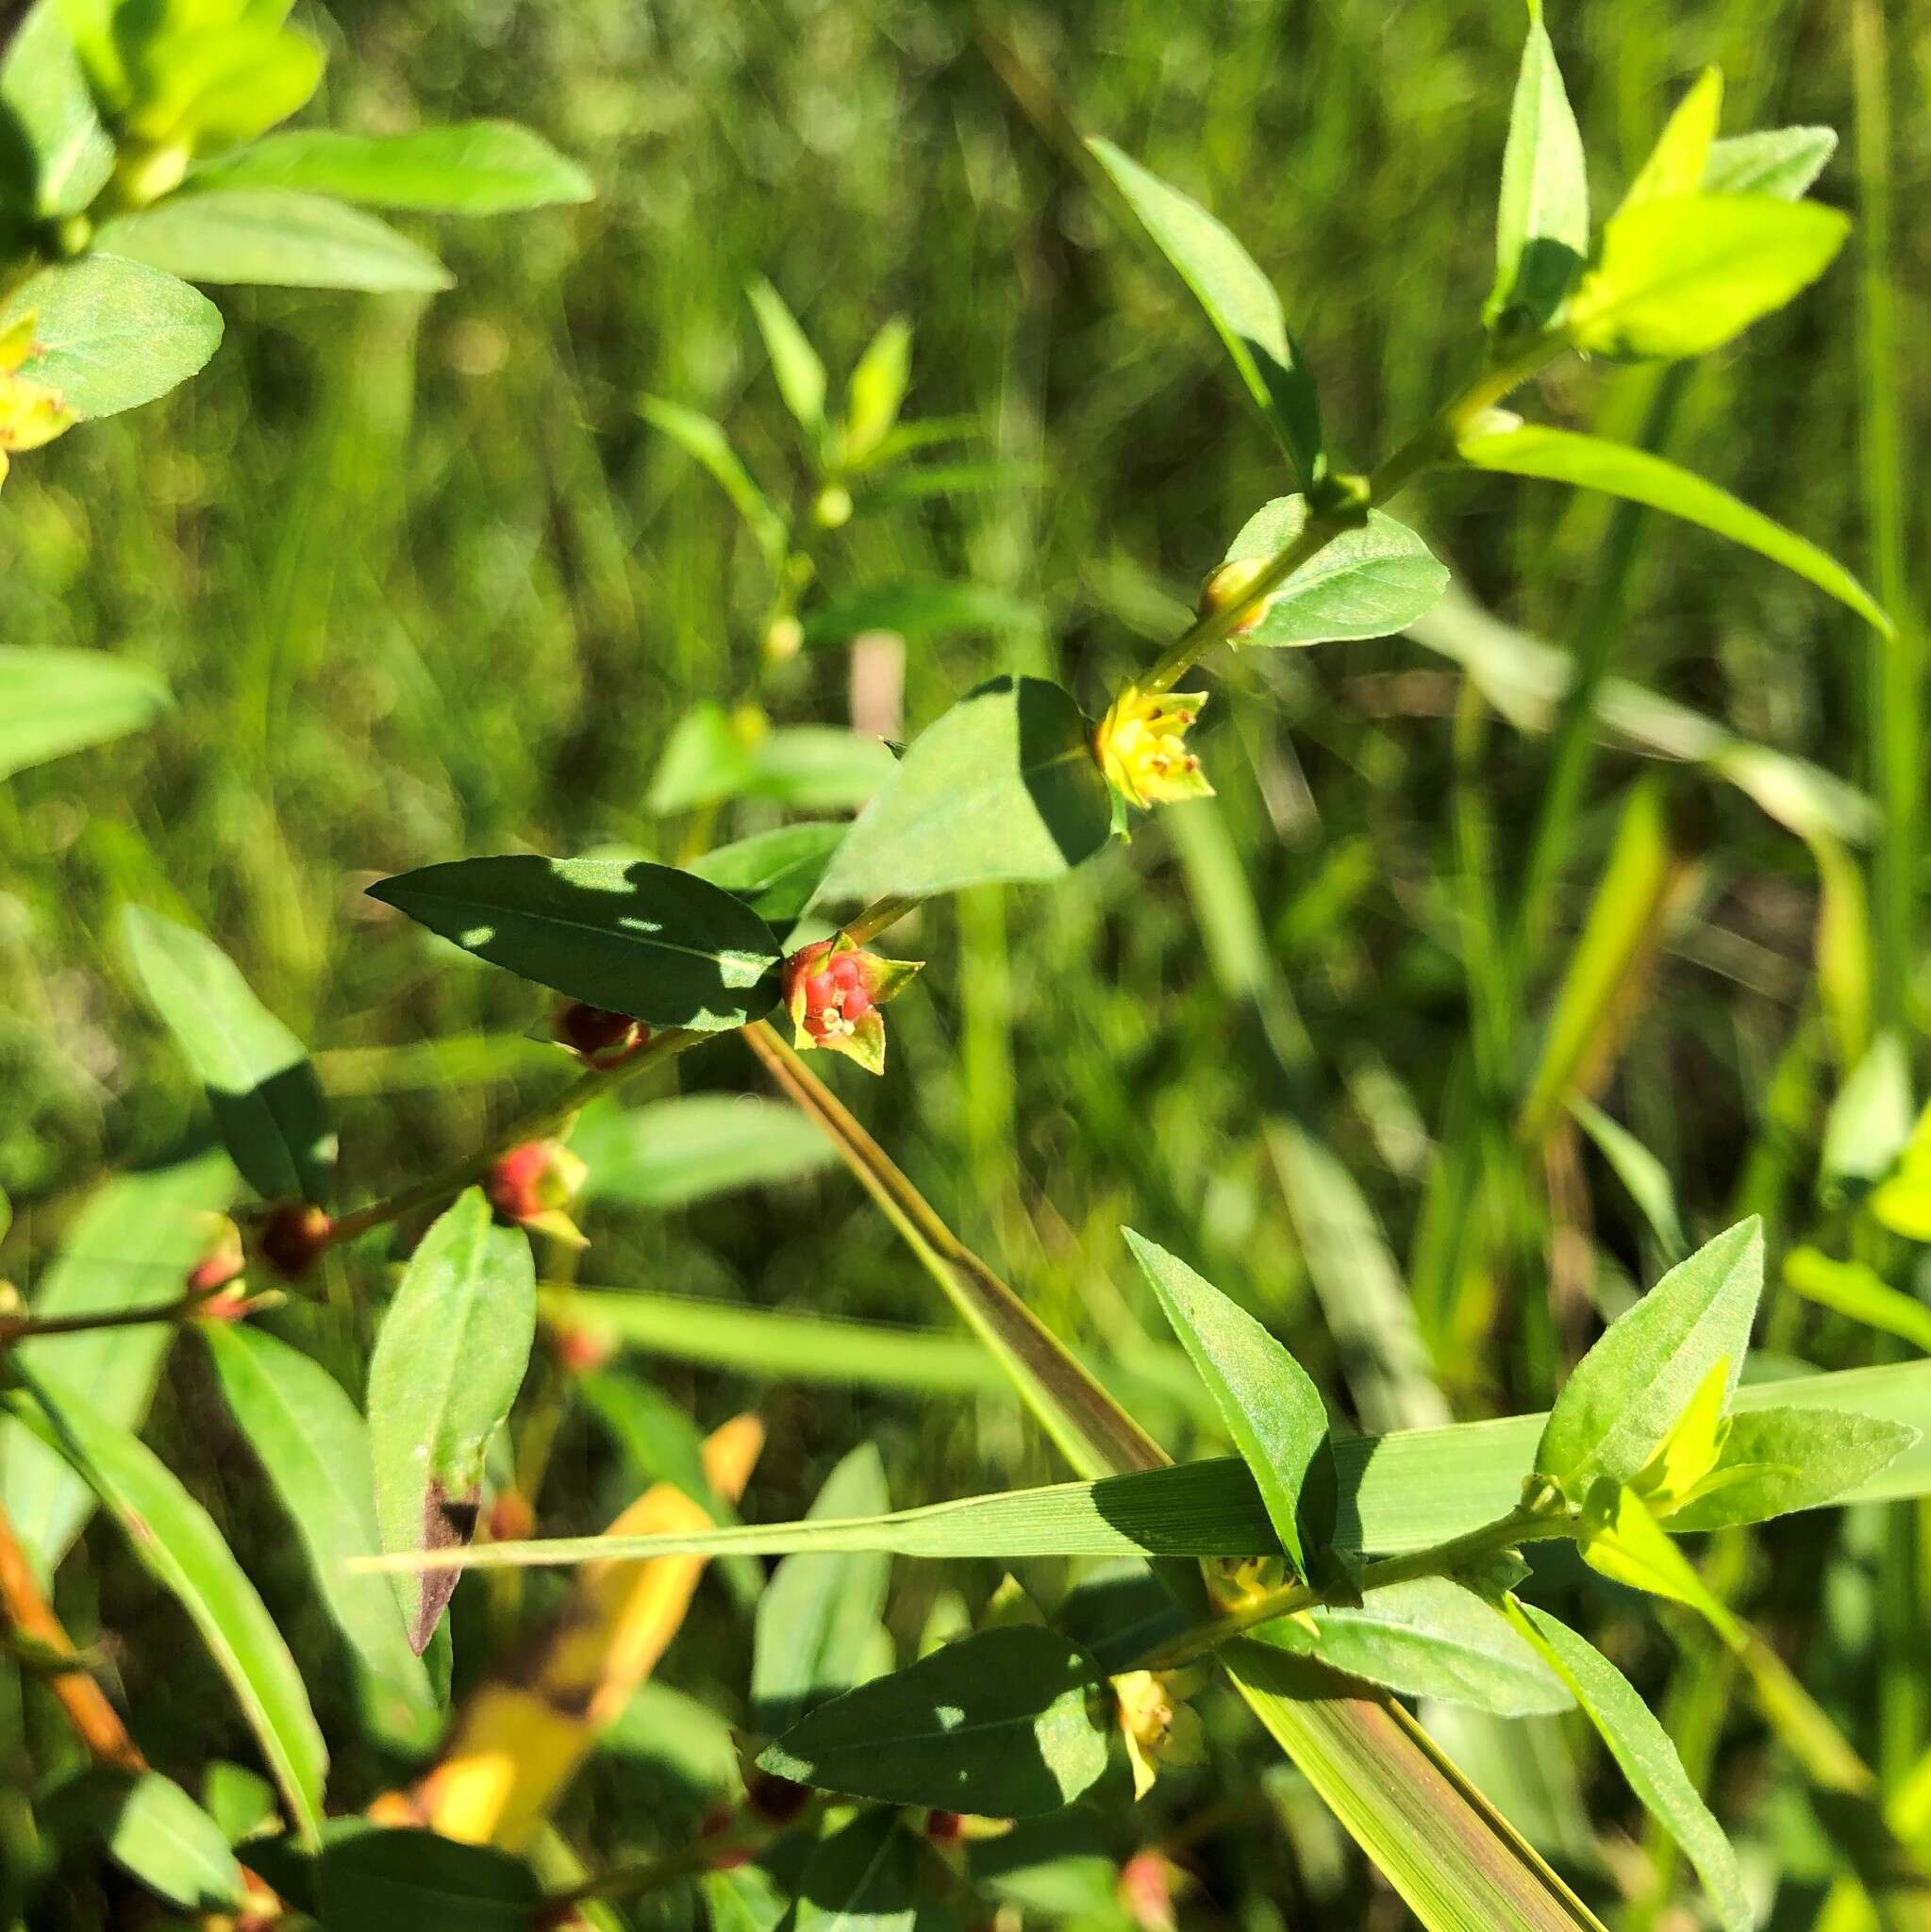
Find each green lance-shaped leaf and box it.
[97,190,453,292]
[752,1442,892,1736]
[1507,1601,1751,1932]
[0,0,114,217]
[123,906,336,1205]
[189,121,593,212]
[1617,68,1723,212]
[1703,126,1837,200]
[1457,422,1889,635]
[1123,1229,1331,1578]
[0,254,222,417]
[813,676,1113,904]
[202,1324,439,1752]
[1534,1218,1764,1503]
[841,314,912,466]
[799,576,1043,648]
[1665,1405,1919,1532]
[364,1355,1931,1575]
[649,704,897,815]
[759,1624,1111,1816]
[43,1769,246,1912]
[1564,191,1849,360]
[748,276,827,439]
[0,1151,230,1580]
[1088,137,1324,487]
[1784,1246,1931,1357]
[367,1188,536,1652]
[1820,1031,1913,1194]
[686,823,848,927]
[7,1374,328,1845]
[1567,1096,1687,1264]
[639,397,790,570]
[0,647,169,780]
[1485,0,1589,331]
[793,1808,954,1932]
[316,1828,542,1931]
[1216,495,1448,646]
[1243,1577,1573,1718]
[367,855,781,1032]
[571,1093,834,1210]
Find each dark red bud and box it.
[487,1490,536,1543]
[745,1770,811,1825]
[925,1809,965,1844]
[555,1001,645,1062]
[258,1204,331,1280]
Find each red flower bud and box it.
[554,1323,615,1375]
[487,1490,536,1544]
[258,1204,331,1281]
[925,1809,965,1845]
[488,1139,589,1243]
[185,1215,245,1295]
[744,1770,812,1825]
[555,1001,646,1064]
[781,935,921,1076]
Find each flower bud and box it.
[1195,556,1274,635]
[782,933,922,1076]
[185,1215,245,1296]
[1112,1667,1209,1800]
[0,313,75,491]
[487,1490,536,1544]
[814,484,854,529]
[488,1140,589,1247]
[1117,1850,1182,1932]
[1094,686,1214,811]
[743,1769,813,1826]
[257,1203,331,1281]
[554,1000,646,1065]
[553,1322,616,1375]
[763,614,805,662]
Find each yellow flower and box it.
[1094,686,1213,810]
[0,313,75,490]
[1112,1667,1209,1799]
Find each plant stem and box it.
[0,1499,144,1773]
[322,1027,699,1247]
[0,1289,221,1347]
[1140,335,1563,697]
[1136,1507,1572,1672]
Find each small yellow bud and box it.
[1094,686,1214,811]
[814,483,854,528]
[763,614,805,661]
[1196,556,1275,635]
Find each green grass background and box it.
[2,0,1928,1922]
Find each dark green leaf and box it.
[1485,1,1589,330]
[368,855,781,1032]
[316,1829,541,1930]
[572,1094,833,1209]
[367,1188,535,1651]
[1123,1230,1329,1576]
[1457,423,1889,635]
[190,121,592,211]
[800,576,1042,649]
[203,1324,439,1751]
[1535,1219,1763,1501]
[97,190,453,291]
[686,823,849,925]
[45,1770,245,1910]
[123,906,335,1205]
[793,1809,954,1932]
[1510,1602,1749,1931]
[0,1153,230,1579]
[1565,192,1848,360]
[1703,126,1837,200]
[1667,1407,1918,1531]
[813,676,1113,903]
[1219,496,1447,647]
[8,1375,328,1844]
[752,1442,891,1734]
[1088,137,1323,486]
[0,0,113,216]
[0,647,169,779]
[760,1624,1109,1815]
[1246,1578,1572,1716]
[0,254,222,417]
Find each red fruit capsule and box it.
[258,1204,331,1280]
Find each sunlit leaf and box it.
[367,1188,535,1651]
[1485,0,1589,330]
[0,0,113,216]
[571,1093,833,1208]
[1702,126,1836,200]
[0,648,169,779]
[44,1769,245,1911]
[1088,136,1323,485]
